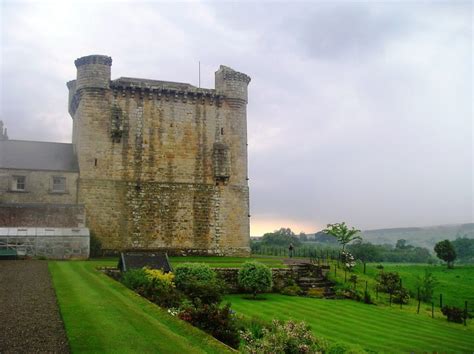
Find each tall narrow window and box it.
[220,127,224,135]
[12,176,26,191]
[52,177,66,192]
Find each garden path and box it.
[0,260,69,353]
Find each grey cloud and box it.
[1,1,472,234]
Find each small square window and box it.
[13,176,26,191]
[52,177,66,192]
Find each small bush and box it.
[179,278,226,305]
[174,263,216,285]
[89,232,103,258]
[280,284,302,296]
[238,261,273,299]
[174,263,224,305]
[178,303,240,348]
[441,306,465,324]
[235,315,267,340]
[392,287,410,305]
[376,272,401,294]
[240,319,322,353]
[143,267,175,287]
[334,284,362,301]
[121,268,150,290]
[307,288,325,298]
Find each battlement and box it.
[110,77,224,106]
[74,55,112,68]
[218,65,251,84]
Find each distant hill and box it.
[359,223,474,249]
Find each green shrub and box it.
[238,261,273,299]
[376,272,401,294]
[174,263,224,305]
[392,287,410,305]
[89,232,103,258]
[307,288,325,298]
[178,302,240,348]
[441,306,465,323]
[334,284,362,301]
[235,316,267,340]
[174,263,216,285]
[240,319,322,353]
[178,278,226,305]
[121,268,150,290]
[280,284,302,296]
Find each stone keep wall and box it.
[68,55,250,255]
[0,169,78,204]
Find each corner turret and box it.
[74,54,112,90]
[215,65,251,103]
[0,120,8,141]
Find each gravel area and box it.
[0,260,70,353]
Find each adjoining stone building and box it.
[0,54,251,256]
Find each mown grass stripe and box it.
[50,261,233,354]
[227,294,474,352]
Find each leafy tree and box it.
[414,270,438,302]
[434,240,457,268]
[323,222,361,251]
[238,261,273,299]
[395,239,413,250]
[261,228,300,247]
[313,231,339,244]
[348,241,382,262]
[451,237,474,263]
[298,232,308,242]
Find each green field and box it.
[366,263,474,308]
[226,294,474,353]
[49,261,232,353]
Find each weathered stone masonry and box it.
[67,55,251,255]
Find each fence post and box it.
[417,288,421,314]
[400,279,403,309]
[464,301,467,326]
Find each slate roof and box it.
[0,140,79,172]
[118,252,173,273]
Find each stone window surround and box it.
[50,176,68,194]
[10,175,27,192]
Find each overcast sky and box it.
[1,0,472,235]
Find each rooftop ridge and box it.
[1,139,73,145]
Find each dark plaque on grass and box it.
[118,251,172,273]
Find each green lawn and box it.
[49,261,233,354]
[168,255,287,268]
[226,294,474,353]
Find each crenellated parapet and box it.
[74,55,112,67]
[110,78,226,106]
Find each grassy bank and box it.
[226,293,474,352]
[49,261,233,353]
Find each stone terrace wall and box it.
[0,203,85,227]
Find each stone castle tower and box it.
[67,55,250,255]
